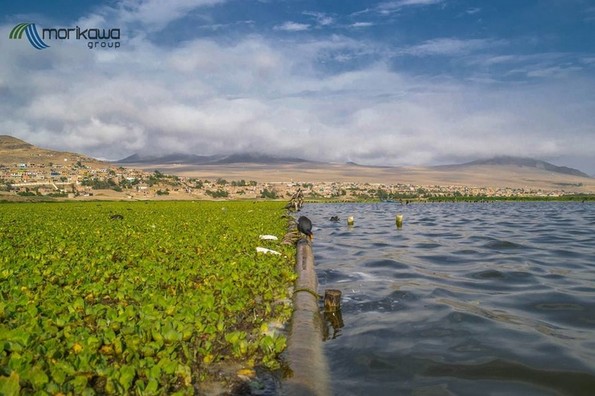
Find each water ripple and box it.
[300,202,595,395]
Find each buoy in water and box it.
[347,216,354,226]
[396,214,403,228]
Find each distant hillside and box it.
[3,135,592,187]
[118,153,223,164]
[117,152,310,165]
[0,135,34,150]
[441,156,591,178]
[0,135,104,166]
[214,153,309,164]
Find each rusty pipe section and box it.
[282,238,331,396]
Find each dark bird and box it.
[297,216,313,240]
[330,216,340,222]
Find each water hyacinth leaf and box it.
[45,381,60,394]
[104,378,117,394]
[103,328,116,343]
[113,338,123,355]
[140,345,156,358]
[146,377,159,394]
[50,361,76,385]
[181,325,194,341]
[162,326,181,344]
[50,364,67,385]
[6,353,24,373]
[118,365,136,391]
[23,365,49,389]
[7,330,29,349]
[86,336,101,351]
[275,335,287,354]
[158,358,177,375]
[26,304,38,318]
[71,375,88,394]
[151,329,163,342]
[4,341,23,353]
[0,371,20,396]
[259,336,274,354]
[149,364,161,380]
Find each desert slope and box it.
[0,135,105,166]
[124,161,595,194]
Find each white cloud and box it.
[303,11,334,27]
[273,21,310,32]
[401,38,495,56]
[350,22,374,28]
[524,65,583,78]
[378,0,444,14]
[381,0,443,7]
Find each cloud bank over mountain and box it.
[2,0,594,173]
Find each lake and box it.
[299,202,595,396]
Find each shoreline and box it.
[2,193,595,204]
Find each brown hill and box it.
[128,161,595,194]
[0,135,34,150]
[0,135,105,167]
[447,156,591,178]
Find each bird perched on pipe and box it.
[297,216,313,241]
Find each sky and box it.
[1,0,594,173]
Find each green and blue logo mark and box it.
[9,22,120,50]
[9,23,50,50]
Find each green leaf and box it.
[118,365,136,391]
[50,360,75,386]
[145,378,159,394]
[162,327,181,344]
[275,335,287,354]
[0,371,20,396]
[149,364,161,380]
[157,358,177,375]
[23,365,49,389]
[71,375,88,394]
[86,335,101,351]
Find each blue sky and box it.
[1,0,594,173]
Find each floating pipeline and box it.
[282,237,331,396]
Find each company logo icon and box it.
[9,23,50,50]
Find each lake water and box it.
[299,202,595,396]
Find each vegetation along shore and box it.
[0,201,296,394]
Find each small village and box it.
[0,157,578,201]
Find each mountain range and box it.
[442,156,591,178]
[117,152,311,165]
[1,135,592,186]
[116,151,591,178]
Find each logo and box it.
[9,23,50,50]
[9,22,121,50]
